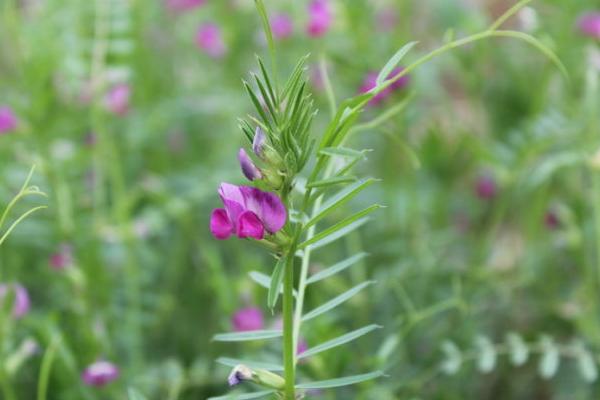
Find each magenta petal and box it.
[258,192,287,233]
[210,209,233,239]
[237,211,265,239]
[82,361,119,387]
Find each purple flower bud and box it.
[0,106,18,134]
[545,210,560,230]
[252,127,266,158]
[105,84,130,116]
[475,175,497,200]
[165,0,206,12]
[306,0,332,37]
[81,361,119,387]
[238,148,262,181]
[0,284,30,319]
[578,12,600,39]
[228,365,254,386]
[196,23,226,58]
[210,183,287,240]
[232,307,264,332]
[270,13,293,40]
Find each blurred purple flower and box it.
[210,183,287,240]
[81,360,119,387]
[271,13,294,40]
[358,67,409,106]
[49,243,74,270]
[0,284,30,319]
[376,8,398,31]
[578,12,600,39]
[165,0,206,12]
[545,210,560,230]
[0,106,18,134]
[232,307,264,332]
[306,0,332,37]
[238,148,262,181]
[196,23,227,58]
[297,338,308,356]
[475,175,497,200]
[105,84,130,116]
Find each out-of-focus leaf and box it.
[128,388,148,400]
[300,214,373,250]
[375,41,417,86]
[268,256,286,310]
[475,335,496,373]
[306,176,358,189]
[440,341,462,375]
[573,342,598,383]
[506,332,529,366]
[207,390,276,400]
[538,336,560,379]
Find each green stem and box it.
[282,245,296,399]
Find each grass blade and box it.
[213,330,282,342]
[306,253,368,285]
[295,371,385,389]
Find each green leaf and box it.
[306,253,368,285]
[216,357,283,372]
[298,324,382,360]
[538,336,560,379]
[302,281,374,322]
[207,390,276,400]
[475,335,496,373]
[306,176,357,189]
[213,330,282,342]
[268,256,286,310]
[375,41,418,86]
[304,178,377,230]
[573,342,598,383]
[506,332,529,366]
[249,271,297,297]
[128,388,148,400]
[300,205,381,249]
[295,371,384,389]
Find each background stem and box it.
[282,248,296,399]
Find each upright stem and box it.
[282,248,296,399]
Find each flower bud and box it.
[238,148,262,181]
[228,364,254,386]
[227,364,285,390]
[252,127,267,158]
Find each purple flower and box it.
[306,0,332,37]
[196,23,226,58]
[358,67,409,106]
[232,307,264,332]
[545,210,560,230]
[49,243,74,270]
[297,339,308,355]
[105,84,130,116]
[475,175,497,200]
[0,284,30,319]
[578,12,600,39]
[210,183,287,240]
[238,148,262,181]
[271,13,294,40]
[81,361,119,387]
[252,127,266,159]
[165,0,206,12]
[0,106,18,134]
[228,365,253,386]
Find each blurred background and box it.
[1,0,600,398]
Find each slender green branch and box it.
[488,0,533,31]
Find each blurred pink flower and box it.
[105,84,130,116]
[578,12,600,39]
[475,175,497,200]
[376,8,398,31]
[81,361,119,387]
[165,0,206,12]
[232,307,264,332]
[0,284,30,319]
[49,243,74,270]
[306,0,332,37]
[358,67,408,106]
[0,106,18,134]
[196,23,227,58]
[544,210,560,230]
[271,13,294,40]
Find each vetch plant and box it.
[209,1,566,399]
